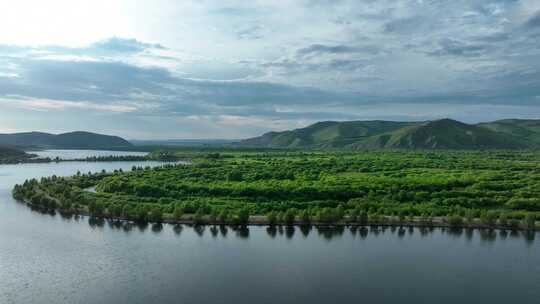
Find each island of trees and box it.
[12,150,539,230]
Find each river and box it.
[0,150,538,304]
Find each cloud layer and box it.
[0,0,540,138]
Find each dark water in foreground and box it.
[0,155,539,304]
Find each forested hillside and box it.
[240,118,539,150]
[0,131,132,150]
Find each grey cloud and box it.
[89,37,165,53]
[475,32,511,42]
[383,17,424,34]
[525,11,540,28]
[259,57,370,75]
[0,37,165,58]
[0,58,176,103]
[0,57,358,113]
[235,25,265,40]
[427,38,487,57]
[296,44,380,57]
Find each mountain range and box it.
[0,131,133,150]
[240,118,540,150]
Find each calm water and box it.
[32,149,148,160]
[0,151,538,304]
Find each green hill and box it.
[240,118,538,150]
[241,120,414,148]
[478,119,540,145]
[0,131,133,150]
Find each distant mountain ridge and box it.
[0,131,133,150]
[240,118,539,150]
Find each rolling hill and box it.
[240,118,537,150]
[0,131,133,150]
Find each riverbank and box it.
[10,150,540,233]
[17,200,539,231]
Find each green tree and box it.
[524,214,536,230]
[465,210,475,224]
[349,208,359,222]
[267,211,278,225]
[335,205,344,221]
[235,207,250,225]
[148,207,163,223]
[284,209,297,225]
[480,211,496,227]
[498,214,508,227]
[299,209,310,223]
[218,209,230,223]
[209,208,218,222]
[194,208,205,225]
[173,204,184,220]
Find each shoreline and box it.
[21,200,539,231]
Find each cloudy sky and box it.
[1,0,539,139]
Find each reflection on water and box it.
[33,149,148,160]
[80,216,538,244]
[210,226,218,237]
[172,224,183,235]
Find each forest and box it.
[12,150,539,229]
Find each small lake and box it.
[0,150,538,304]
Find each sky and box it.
[0,0,539,139]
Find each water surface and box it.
[0,151,538,304]
[32,149,148,160]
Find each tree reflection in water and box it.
[88,216,105,228]
[210,225,219,238]
[285,226,295,239]
[479,229,497,244]
[219,225,228,237]
[235,226,249,238]
[173,224,183,235]
[79,219,538,244]
[151,223,163,233]
[266,226,277,238]
[359,227,368,239]
[194,225,205,237]
[299,225,311,237]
